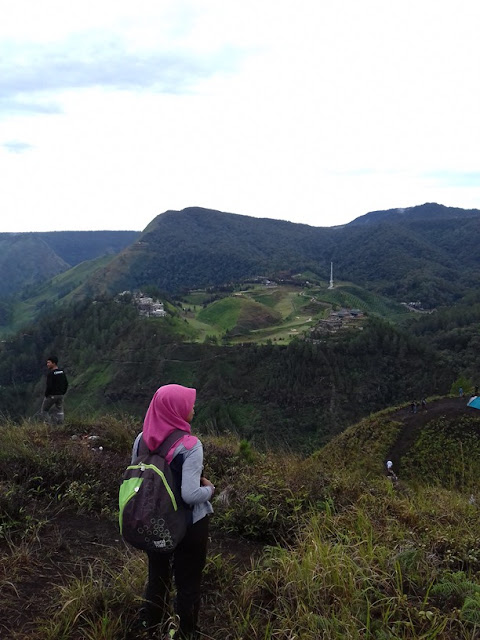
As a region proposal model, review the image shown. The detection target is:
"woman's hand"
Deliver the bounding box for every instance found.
[201,476,215,496]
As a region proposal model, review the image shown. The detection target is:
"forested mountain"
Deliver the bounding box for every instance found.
[1,202,479,448]
[80,204,480,308]
[82,208,335,296]
[348,202,480,225]
[0,230,139,297]
[36,230,140,266]
[0,235,70,297]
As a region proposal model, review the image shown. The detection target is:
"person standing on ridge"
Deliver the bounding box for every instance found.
[41,356,68,424]
[128,384,214,640]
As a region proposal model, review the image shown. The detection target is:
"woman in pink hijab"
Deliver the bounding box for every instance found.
[129,384,215,640]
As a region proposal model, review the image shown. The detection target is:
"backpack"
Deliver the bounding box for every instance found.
[119,429,192,553]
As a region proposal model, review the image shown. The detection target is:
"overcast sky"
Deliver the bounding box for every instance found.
[1,0,479,232]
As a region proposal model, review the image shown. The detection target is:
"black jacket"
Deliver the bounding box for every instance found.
[45,368,69,396]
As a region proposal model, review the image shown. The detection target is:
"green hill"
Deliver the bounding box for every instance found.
[318,396,480,490]
[310,283,408,320]
[0,230,138,298]
[1,255,114,337]
[197,296,282,334]
[0,235,70,297]
[185,281,407,344]
[2,403,480,639]
[77,204,480,309]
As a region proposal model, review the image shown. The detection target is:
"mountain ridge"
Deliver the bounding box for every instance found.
[78,203,480,308]
[0,230,139,298]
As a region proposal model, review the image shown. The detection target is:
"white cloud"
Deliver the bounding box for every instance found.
[0,0,479,231]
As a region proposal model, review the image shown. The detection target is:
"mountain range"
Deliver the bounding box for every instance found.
[0,202,479,445]
[77,203,480,307]
[3,203,479,309]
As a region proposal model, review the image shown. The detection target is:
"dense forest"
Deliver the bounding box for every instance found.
[0,203,479,451]
[0,293,469,451]
[82,204,480,308]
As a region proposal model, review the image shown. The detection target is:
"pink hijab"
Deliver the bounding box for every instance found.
[143,384,198,456]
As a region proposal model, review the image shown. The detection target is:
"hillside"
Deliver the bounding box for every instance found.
[82,207,335,296]
[0,230,138,298]
[196,296,282,335]
[79,204,480,308]
[320,395,480,486]
[0,293,456,450]
[0,235,70,297]
[2,400,480,639]
[0,255,114,337]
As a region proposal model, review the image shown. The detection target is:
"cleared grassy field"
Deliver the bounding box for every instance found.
[181,282,408,344]
[311,284,408,320]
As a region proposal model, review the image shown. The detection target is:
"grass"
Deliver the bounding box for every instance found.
[1,409,480,638]
[182,281,410,345]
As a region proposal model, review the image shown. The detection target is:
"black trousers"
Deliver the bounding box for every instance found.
[145,515,209,636]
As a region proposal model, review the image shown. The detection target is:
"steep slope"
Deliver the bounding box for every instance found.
[0,235,70,296]
[1,255,114,337]
[0,230,139,298]
[318,395,480,489]
[80,204,480,307]
[85,207,336,294]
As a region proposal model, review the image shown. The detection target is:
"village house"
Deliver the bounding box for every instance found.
[117,291,167,317]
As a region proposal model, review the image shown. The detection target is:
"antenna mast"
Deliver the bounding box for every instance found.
[328,261,334,289]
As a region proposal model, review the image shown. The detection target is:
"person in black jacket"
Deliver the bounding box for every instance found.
[41,356,68,424]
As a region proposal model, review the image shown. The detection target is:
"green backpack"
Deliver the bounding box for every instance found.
[119,429,191,553]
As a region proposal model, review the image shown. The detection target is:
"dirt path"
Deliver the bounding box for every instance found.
[387,396,477,472]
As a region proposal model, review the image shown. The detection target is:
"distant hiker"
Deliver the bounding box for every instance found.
[421,397,427,410]
[386,460,397,481]
[459,387,464,397]
[41,356,68,424]
[128,384,214,640]
[410,400,417,414]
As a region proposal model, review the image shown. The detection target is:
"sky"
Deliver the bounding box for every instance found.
[1,0,480,233]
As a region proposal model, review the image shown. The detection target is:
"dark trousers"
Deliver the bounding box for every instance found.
[41,395,65,424]
[145,515,209,637]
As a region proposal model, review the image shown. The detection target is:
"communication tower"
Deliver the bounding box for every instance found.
[328,261,334,289]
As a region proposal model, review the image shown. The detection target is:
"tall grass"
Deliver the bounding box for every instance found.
[2,412,480,639]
